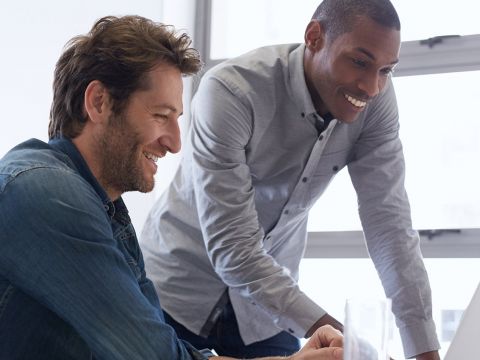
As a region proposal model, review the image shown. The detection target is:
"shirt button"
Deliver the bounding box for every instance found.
[301,112,305,117]
[318,134,324,140]
[302,177,308,183]
[332,165,339,172]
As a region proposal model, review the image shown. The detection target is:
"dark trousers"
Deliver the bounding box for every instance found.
[164,301,300,358]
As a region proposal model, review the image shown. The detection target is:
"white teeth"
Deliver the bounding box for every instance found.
[345,94,366,108]
[143,152,159,163]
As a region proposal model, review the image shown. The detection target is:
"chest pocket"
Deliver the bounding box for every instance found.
[303,150,350,209]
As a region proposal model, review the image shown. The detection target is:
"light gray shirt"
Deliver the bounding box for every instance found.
[141,43,440,358]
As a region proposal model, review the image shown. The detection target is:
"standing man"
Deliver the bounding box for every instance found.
[141,0,440,359]
[0,15,343,360]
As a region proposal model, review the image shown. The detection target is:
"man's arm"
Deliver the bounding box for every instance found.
[306,316,439,360]
[190,75,325,336]
[347,81,440,358]
[0,168,198,360]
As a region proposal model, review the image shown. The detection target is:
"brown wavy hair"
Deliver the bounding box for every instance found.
[48,15,202,139]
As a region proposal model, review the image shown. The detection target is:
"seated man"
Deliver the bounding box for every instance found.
[0,15,343,360]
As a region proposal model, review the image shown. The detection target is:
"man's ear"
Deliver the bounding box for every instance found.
[304,20,325,51]
[84,80,111,124]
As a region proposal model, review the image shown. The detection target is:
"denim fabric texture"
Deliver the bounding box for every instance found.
[0,138,205,360]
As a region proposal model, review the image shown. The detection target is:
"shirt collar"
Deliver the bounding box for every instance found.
[287,43,317,118]
[48,136,115,217]
[287,44,338,132]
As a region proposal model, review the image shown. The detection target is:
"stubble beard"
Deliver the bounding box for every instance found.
[98,113,154,197]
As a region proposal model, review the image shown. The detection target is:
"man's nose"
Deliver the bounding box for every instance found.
[357,72,383,98]
[166,119,181,154]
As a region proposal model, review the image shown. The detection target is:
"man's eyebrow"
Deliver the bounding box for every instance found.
[354,47,399,65]
[151,104,183,116]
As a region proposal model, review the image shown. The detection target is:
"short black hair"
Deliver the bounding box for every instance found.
[312,0,400,42]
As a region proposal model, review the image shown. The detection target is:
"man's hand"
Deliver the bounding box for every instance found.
[213,325,343,360]
[291,325,343,360]
[415,350,440,360]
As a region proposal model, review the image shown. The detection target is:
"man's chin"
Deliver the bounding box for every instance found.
[125,177,155,194]
[336,112,361,124]
[137,181,155,194]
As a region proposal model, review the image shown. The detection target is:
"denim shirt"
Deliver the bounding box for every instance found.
[0,138,207,360]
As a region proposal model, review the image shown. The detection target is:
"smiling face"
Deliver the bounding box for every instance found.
[303,15,400,123]
[96,64,183,198]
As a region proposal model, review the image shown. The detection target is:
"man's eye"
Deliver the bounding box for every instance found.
[380,67,394,77]
[154,114,168,120]
[351,58,367,68]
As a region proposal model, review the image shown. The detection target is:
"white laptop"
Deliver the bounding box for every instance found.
[444,282,480,359]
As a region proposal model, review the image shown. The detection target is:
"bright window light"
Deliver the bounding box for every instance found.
[299,258,480,359]
[210,0,480,59]
[307,71,480,232]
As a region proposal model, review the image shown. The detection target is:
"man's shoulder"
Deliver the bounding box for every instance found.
[198,43,303,104]
[0,139,105,231]
[206,43,302,82]
[1,138,72,173]
[0,138,79,193]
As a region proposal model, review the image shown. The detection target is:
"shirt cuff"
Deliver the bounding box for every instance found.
[275,292,327,338]
[182,340,216,360]
[198,348,218,359]
[399,319,440,358]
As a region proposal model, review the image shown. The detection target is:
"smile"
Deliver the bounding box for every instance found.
[345,94,367,108]
[143,151,160,163]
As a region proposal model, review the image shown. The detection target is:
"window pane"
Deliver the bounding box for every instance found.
[395,71,480,230]
[299,258,480,359]
[210,0,317,59]
[307,71,480,232]
[392,0,480,41]
[210,0,480,59]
